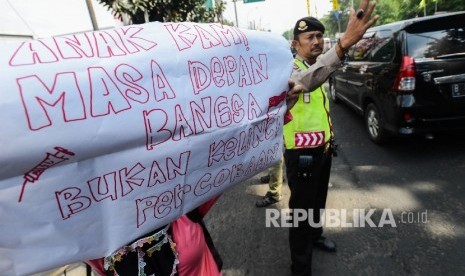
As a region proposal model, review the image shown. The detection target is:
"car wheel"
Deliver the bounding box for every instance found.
[364,103,387,143]
[328,78,340,104]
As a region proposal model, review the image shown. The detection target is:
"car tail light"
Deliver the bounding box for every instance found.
[394,56,416,92]
[403,113,411,121]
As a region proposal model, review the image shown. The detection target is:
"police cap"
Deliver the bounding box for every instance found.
[293,16,325,39]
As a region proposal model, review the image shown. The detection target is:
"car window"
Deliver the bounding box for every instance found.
[406,26,465,59]
[371,31,395,62]
[347,33,375,61]
[347,31,394,62]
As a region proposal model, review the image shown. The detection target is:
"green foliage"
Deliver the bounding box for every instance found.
[376,0,401,25]
[98,0,226,24]
[319,0,465,38]
[282,29,293,40]
[400,0,465,18]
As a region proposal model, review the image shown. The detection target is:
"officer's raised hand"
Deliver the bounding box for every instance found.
[336,0,379,58]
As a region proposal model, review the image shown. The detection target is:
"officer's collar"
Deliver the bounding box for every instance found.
[295,54,312,69]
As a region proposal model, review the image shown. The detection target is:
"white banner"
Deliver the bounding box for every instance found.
[0,22,292,275]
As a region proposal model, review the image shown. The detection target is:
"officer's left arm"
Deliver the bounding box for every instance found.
[286,79,302,111]
[284,79,303,124]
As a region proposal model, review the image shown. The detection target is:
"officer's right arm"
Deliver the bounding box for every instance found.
[291,47,342,92]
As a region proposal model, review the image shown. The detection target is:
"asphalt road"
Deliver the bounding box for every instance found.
[207,84,465,276]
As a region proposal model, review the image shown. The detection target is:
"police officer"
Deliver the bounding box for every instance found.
[255,156,284,207]
[284,1,379,275]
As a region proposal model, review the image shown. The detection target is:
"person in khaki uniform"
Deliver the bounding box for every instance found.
[284,1,379,275]
[255,155,284,207]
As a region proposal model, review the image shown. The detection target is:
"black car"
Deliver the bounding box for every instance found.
[329,12,465,143]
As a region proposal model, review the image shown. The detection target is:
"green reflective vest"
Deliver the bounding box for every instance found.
[283,59,333,149]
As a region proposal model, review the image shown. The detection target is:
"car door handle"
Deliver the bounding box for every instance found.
[359,65,368,74]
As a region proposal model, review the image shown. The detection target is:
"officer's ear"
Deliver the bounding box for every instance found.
[291,39,299,49]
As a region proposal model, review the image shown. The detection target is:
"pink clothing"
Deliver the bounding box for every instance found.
[86,197,221,276]
[86,258,105,275]
[171,196,221,276]
[172,215,221,276]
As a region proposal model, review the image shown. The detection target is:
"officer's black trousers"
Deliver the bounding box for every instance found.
[284,145,332,276]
